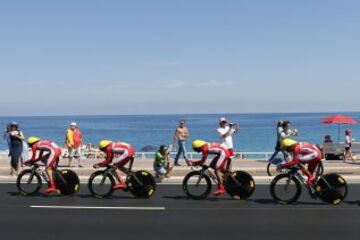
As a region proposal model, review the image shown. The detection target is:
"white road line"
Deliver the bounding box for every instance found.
[30,205,166,211]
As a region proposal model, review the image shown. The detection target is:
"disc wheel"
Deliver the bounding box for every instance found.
[88,171,115,198]
[183,171,211,200]
[54,169,80,195]
[127,170,156,198]
[316,174,348,205]
[270,173,302,204]
[225,171,256,200]
[17,170,42,196]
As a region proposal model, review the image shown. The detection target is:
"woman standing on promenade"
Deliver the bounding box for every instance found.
[344,129,354,161]
[7,122,25,175]
[269,120,298,161]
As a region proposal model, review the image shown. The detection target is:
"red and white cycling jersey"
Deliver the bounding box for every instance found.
[30,140,62,168]
[195,143,231,171]
[100,142,136,166]
[293,142,322,163]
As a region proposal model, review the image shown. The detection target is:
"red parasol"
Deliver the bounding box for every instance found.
[321,115,357,141]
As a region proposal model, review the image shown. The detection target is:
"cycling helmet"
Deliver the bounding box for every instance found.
[27,136,41,145]
[281,138,298,149]
[99,140,112,150]
[192,140,207,152]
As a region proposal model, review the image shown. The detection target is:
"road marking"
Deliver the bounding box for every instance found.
[30,205,166,211]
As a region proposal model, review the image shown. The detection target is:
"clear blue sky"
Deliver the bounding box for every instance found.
[1,0,359,116]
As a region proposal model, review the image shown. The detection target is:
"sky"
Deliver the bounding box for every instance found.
[0,0,359,116]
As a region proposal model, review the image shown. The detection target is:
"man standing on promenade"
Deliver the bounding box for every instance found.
[65,122,84,167]
[173,120,190,166]
[217,117,237,156]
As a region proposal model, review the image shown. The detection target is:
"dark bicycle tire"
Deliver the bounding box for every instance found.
[225,171,255,200]
[88,171,115,198]
[183,171,212,200]
[270,173,302,204]
[54,169,80,196]
[316,173,348,205]
[17,169,42,196]
[127,170,156,198]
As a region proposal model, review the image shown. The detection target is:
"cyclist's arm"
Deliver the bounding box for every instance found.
[281,145,300,168]
[192,153,208,166]
[98,148,113,165]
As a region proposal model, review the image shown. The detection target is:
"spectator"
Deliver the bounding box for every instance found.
[65,122,84,167]
[324,135,333,144]
[153,145,173,180]
[344,129,354,162]
[7,122,25,175]
[173,120,190,166]
[217,117,238,156]
[3,123,11,151]
[269,120,298,161]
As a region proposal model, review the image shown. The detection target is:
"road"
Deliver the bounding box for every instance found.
[0,183,359,240]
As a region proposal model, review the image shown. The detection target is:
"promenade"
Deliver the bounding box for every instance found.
[2,154,360,182]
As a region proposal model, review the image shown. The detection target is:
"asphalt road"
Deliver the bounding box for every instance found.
[0,183,360,240]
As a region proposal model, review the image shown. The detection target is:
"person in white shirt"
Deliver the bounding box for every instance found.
[344,129,354,162]
[217,117,238,156]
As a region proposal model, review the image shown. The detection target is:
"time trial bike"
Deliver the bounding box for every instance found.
[88,157,156,199]
[270,163,347,205]
[17,164,80,196]
[183,158,255,200]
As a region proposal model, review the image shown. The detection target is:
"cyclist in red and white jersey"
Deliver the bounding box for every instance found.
[94,140,136,190]
[190,140,231,196]
[280,139,322,186]
[25,137,62,194]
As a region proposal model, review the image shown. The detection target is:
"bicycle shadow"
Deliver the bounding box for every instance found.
[7,191,65,199]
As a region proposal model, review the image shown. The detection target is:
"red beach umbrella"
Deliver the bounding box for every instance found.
[321,115,357,141]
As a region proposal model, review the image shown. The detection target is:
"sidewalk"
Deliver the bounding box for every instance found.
[2,155,360,177]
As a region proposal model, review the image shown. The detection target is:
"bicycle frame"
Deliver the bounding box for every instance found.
[195,158,237,186]
[97,158,146,188]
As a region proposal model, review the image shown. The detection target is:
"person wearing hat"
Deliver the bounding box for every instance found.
[279,139,322,187]
[65,122,83,167]
[7,122,25,175]
[153,145,174,180]
[217,117,237,156]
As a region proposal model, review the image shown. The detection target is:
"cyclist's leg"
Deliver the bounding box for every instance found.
[212,154,228,196]
[113,153,131,189]
[44,151,59,193]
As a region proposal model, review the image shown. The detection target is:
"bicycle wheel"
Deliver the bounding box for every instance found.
[54,169,80,196]
[127,170,156,198]
[225,171,255,200]
[183,171,212,200]
[270,173,302,204]
[316,173,348,205]
[17,170,42,196]
[88,171,115,198]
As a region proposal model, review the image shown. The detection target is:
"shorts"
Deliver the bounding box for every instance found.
[154,166,167,175]
[210,153,229,171]
[42,149,61,168]
[113,155,134,167]
[69,147,82,158]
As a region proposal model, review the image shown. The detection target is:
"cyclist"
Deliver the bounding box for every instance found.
[94,140,136,190]
[279,138,322,186]
[190,139,231,196]
[25,137,62,194]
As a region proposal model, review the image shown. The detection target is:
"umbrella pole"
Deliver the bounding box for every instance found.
[338,124,341,143]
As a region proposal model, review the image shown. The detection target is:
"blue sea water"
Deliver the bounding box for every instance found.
[1,113,359,152]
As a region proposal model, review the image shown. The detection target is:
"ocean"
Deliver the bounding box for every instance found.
[1,112,359,152]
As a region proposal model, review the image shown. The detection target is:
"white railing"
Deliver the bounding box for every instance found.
[135,151,273,161]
